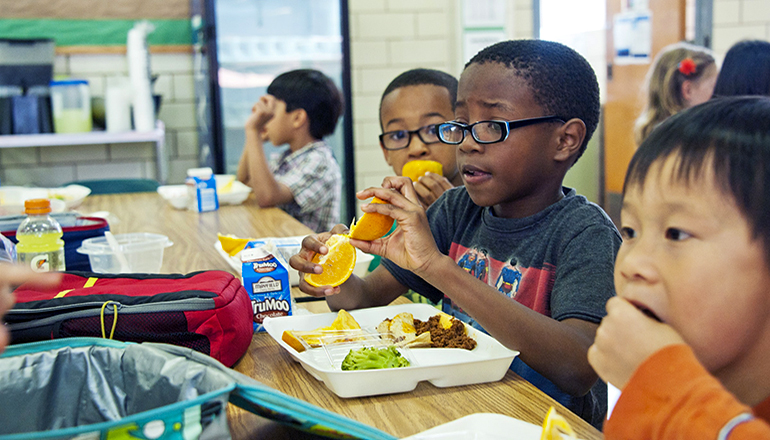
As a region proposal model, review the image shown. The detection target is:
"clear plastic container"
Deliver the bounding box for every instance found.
[50,79,92,133]
[16,199,65,272]
[76,232,173,273]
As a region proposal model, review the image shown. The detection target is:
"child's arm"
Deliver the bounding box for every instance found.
[237,95,294,208]
[590,299,770,438]
[353,178,601,396]
[289,226,409,307]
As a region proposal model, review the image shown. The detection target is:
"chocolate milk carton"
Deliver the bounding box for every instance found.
[240,241,292,332]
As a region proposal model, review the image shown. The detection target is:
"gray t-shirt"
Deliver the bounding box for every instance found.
[382,186,620,428]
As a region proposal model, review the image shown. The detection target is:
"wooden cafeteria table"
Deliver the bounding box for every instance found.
[79,193,604,440]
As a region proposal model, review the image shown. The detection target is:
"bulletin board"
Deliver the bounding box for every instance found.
[0,0,192,53]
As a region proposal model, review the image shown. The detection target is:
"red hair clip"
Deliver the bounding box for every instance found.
[678,58,697,76]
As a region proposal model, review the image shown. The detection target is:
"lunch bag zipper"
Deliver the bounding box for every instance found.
[7,298,215,331]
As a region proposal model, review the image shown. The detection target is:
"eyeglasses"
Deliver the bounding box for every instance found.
[379,124,442,151]
[437,115,565,145]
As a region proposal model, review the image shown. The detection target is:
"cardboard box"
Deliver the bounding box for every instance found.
[241,243,292,332]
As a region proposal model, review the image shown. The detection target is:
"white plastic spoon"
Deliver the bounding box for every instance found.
[105,231,131,273]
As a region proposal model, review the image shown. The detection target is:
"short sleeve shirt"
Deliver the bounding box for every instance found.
[381,186,621,428]
[269,141,341,232]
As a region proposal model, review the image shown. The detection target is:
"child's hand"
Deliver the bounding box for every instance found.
[588,296,685,389]
[245,95,277,134]
[289,226,348,297]
[413,172,453,208]
[352,176,443,276]
[0,264,61,354]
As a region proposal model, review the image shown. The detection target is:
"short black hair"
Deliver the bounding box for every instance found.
[267,69,344,139]
[713,40,770,97]
[625,96,770,264]
[379,68,458,128]
[466,40,600,162]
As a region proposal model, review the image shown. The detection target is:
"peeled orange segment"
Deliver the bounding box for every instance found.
[348,197,395,241]
[402,160,443,182]
[217,233,254,257]
[540,406,577,440]
[305,234,357,287]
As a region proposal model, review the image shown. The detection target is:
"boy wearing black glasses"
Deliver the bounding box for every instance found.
[292,40,619,428]
[378,68,460,208]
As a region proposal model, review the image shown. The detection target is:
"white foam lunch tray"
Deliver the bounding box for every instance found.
[403,413,544,440]
[263,303,519,398]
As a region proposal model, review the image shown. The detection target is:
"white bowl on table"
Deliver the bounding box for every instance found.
[157,175,251,210]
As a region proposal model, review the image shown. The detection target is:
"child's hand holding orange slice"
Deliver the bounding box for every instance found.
[303,197,395,288]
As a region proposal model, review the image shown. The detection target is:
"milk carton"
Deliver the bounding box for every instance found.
[186,167,219,212]
[240,242,292,332]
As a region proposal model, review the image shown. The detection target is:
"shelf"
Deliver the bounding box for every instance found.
[0,121,168,183]
[0,122,164,148]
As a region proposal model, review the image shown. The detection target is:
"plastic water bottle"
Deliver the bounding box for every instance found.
[16,199,65,272]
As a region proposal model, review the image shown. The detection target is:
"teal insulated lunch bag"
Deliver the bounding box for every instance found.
[0,338,395,440]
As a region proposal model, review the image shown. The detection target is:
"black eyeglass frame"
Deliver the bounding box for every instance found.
[437,115,566,145]
[378,123,443,151]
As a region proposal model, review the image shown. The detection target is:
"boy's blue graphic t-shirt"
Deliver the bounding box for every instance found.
[381,186,621,428]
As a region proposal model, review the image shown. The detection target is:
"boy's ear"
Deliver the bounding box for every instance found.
[290,108,308,128]
[553,118,586,163]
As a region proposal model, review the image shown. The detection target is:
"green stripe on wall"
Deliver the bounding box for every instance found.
[0,19,192,46]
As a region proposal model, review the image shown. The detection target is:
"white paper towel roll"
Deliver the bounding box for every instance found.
[127,21,156,132]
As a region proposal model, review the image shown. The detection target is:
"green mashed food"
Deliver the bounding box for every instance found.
[340,346,410,370]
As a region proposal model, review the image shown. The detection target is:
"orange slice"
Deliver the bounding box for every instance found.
[540,406,577,440]
[402,160,443,182]
[217,233,254,257]
[281,330,308,352]
[348,197,394,241]
[305,235,357,287]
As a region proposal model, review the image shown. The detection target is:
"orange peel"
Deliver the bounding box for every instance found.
[540,406,577,440]
[402,160,443,182]
[347,197,394,241]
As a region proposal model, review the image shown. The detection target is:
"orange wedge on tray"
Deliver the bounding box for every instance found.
[540,406,577,440]
[217,233,254,257]
[282,310,361,352]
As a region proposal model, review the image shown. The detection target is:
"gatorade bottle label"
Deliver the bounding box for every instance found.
[18,250,65,272]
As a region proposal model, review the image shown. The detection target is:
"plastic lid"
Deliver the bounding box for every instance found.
[187,167,213,178]
[24,198,51,215]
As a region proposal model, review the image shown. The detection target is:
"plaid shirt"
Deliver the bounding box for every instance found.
[269,141,341,232]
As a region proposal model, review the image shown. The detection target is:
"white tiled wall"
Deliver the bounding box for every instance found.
[712,0,770,57]
[348,0,533,196]
[2,0,761,191]
[0,52,198,186]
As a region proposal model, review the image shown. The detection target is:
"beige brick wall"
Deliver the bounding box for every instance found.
[11,0,762,193]
[712,0,770,57]
[348,0,533,197]
[0,52,198,186]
